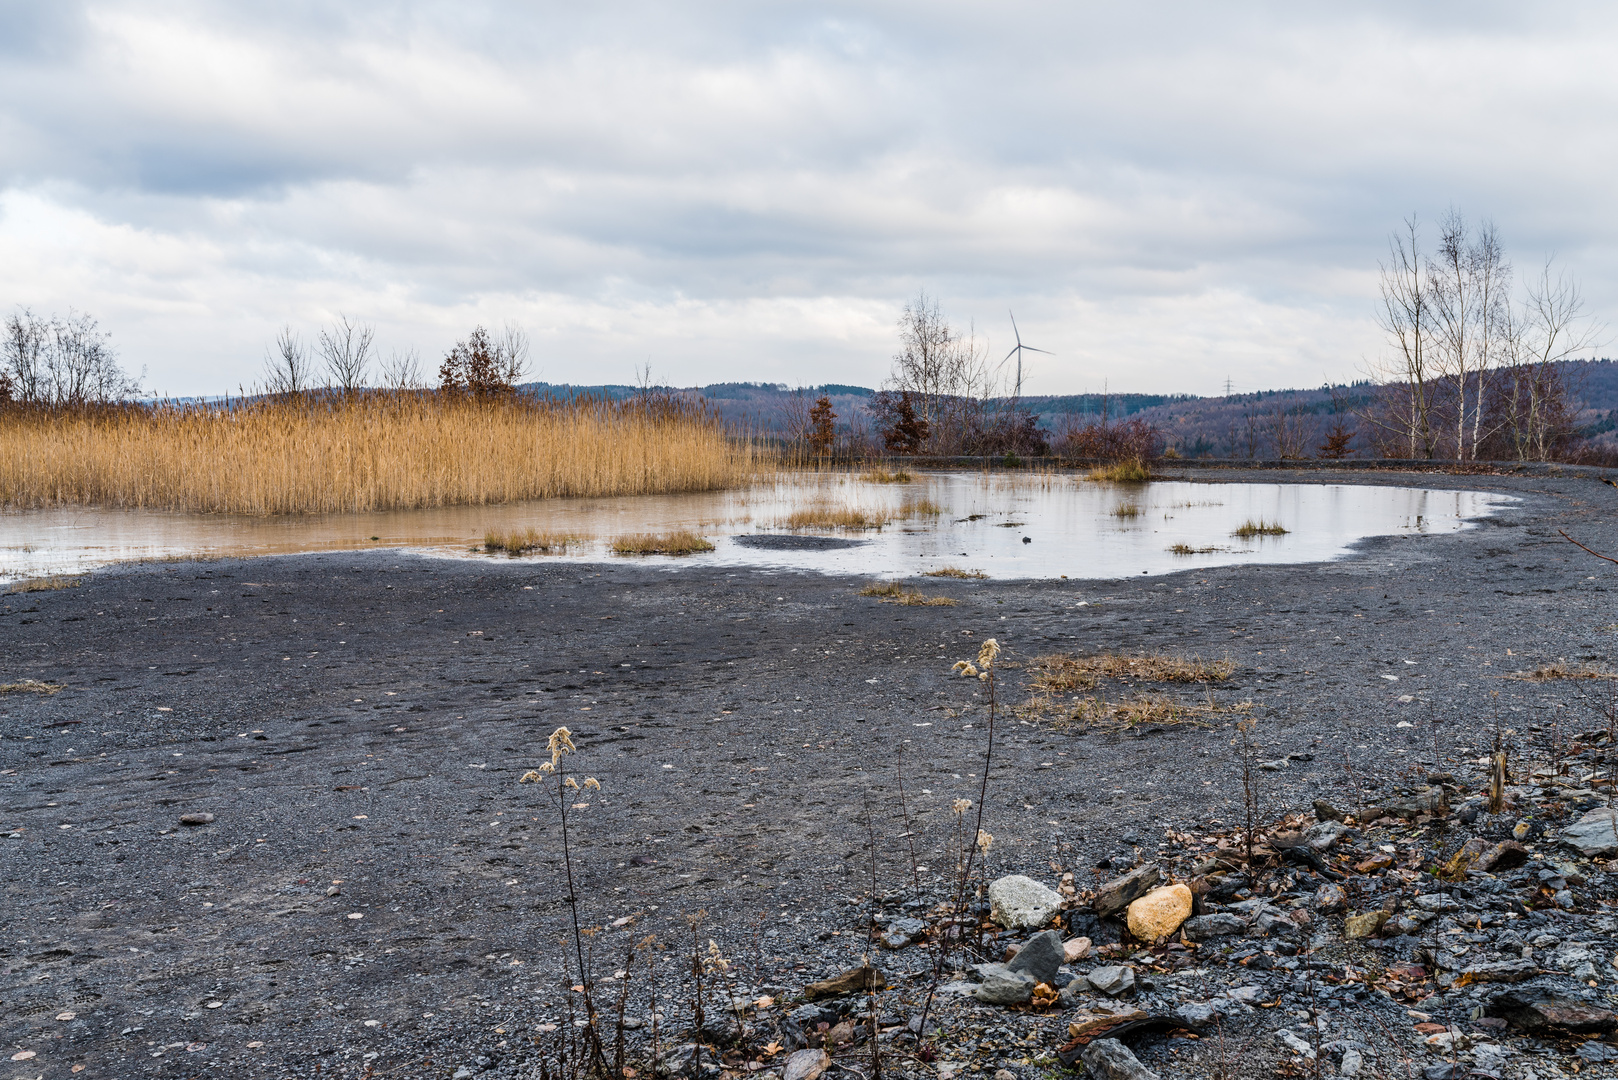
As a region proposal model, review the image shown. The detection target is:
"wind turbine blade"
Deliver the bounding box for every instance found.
[1008,310,1022,345]
[1024,346,1054,355]
[1002,346,1021,364]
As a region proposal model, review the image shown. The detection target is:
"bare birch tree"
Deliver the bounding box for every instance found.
[1368,217,1440,458]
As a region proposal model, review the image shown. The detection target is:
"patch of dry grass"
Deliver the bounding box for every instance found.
[923,566,987,579]
[1087,459,1153,483]
[482,528,580,555]
[1020,688,1253,730]
[900,497,944,517]
[1506,661,1617,682]
[779,504,889,530]
[860,467,914,483]
[1111,503,1141,518]
[5,576,83,593]
[0,394,762,514]
[1233,518,1288,538]
[1027,651,1236,693]
[611,530,715,556]
[858,581,957,606]
[0,679,64,695]
[1168,543,1226,555]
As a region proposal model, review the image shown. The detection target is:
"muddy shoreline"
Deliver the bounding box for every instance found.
[3,468,1616,1078]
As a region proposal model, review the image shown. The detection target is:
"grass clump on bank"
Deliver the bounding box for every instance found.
[924,566,987,579]
[1088,458,1152,483]
[0,393,761,515]
[1028,651,1236,693]
[610,530,715,556]
[1506,661,1617,682]
[483,528,580,555]
[0,679,64,695]
[1233,519,1288,538]
[5,576,83,593]
[860,467,913,483]
[859,581,957,606]
[1038,693,1252,731]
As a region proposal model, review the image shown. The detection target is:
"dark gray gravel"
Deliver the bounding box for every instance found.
[2,467,1615,1078]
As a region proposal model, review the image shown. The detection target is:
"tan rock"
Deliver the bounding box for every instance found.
[1067,1005,1148,1040]
[1125,884,1192,942]
[1063,936,1093,963]
[1343,910,1389,939]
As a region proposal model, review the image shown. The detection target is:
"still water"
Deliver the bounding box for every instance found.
[0,472,1512,584]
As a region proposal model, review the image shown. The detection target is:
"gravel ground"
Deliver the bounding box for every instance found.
[3,467,1617,1079]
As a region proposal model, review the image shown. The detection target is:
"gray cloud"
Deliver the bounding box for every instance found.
[2,1,1615,395]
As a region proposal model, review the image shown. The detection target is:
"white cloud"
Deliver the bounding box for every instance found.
[1,1,1615,396]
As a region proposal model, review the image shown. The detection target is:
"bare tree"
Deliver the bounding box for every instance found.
[379,348,423,390]
[263,326,313,396]
[497,323,531,387]
[2,308,138,406]
[887,292,999,453]
[1268,404,1313,459]
[1494,259,1605,460]
[1427,212,1509,461]
[318,315,375,394]
[1366,217,1440,458]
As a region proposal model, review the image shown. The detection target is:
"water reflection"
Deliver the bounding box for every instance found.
[0,472,1513,583]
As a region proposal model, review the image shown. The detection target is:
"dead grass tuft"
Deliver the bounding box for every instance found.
[1506,661,1617,682]
[923,566,987,579]
[858,581,957,606]
[1233,518,1288,538]
[482,528,580,555]
[1168,543,1226,555]
[610,530,715,556]
[5,576,84,593]
[779,504,889,530]
[1043,694,1250,730]
[1088,459,1153,483]
[1111,503,1141,518]
[900,497,944,517]
[0,679,65,695]
[860,467,913,483]
[1028,651,1236,693]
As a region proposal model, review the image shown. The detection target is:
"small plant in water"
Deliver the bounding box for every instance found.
[1088,458,1152,483]
[1111,503,1141,518]
[923,566,987,579]
[610,530,715,555]
[1233,518,1288,538]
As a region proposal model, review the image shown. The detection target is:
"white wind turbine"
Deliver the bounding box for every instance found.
[1001,311,1051,399]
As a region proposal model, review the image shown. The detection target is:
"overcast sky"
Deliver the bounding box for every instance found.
[1,2,1614,397]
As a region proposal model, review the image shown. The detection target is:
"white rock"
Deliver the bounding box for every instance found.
[987,875,1064,930]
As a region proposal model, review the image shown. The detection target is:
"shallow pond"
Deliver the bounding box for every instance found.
[0,472,1513,584]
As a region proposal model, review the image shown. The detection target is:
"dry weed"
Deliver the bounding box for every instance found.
[859,581,957,606]
[1111,504,1141,518]
[923,566,987,579]
[611,531,715,556]
[5,576,83,593]
[0,679,65,695]
[1168,543,1226,555]
[1028,651,1236,693]
[900,497,944,517]
[860,467,913,483]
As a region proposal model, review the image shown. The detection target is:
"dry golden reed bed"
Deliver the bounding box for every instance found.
[0,394,762,515]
